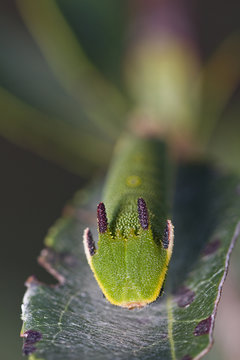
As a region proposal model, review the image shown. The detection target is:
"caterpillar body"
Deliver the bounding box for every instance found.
[83,135,174,309]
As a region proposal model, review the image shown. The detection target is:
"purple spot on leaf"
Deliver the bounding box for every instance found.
[23,344,36,355]
[23,329,42,343]
[194,316,212,336]
[176,286,195,308]
[203,239,221,256]
[181,355,193,360]
[97,202,108,233]
[137,198,149,229]
[22,329,42,356]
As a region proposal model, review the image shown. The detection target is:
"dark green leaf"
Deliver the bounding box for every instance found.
[21,163,240,360]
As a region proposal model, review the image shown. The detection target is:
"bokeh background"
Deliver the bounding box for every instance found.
[0,1,240,359]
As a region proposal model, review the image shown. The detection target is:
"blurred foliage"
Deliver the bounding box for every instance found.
[0,87,113,176]
[0,0,239,176]
[0,0,239,359]
[0,0,129,177]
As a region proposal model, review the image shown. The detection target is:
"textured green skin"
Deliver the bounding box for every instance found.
[104,136,169,238]
[91,136,171,305]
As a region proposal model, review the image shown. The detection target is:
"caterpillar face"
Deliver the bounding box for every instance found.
[83,136,174,309]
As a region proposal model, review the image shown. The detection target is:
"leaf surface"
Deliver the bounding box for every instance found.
[21,163,240,360]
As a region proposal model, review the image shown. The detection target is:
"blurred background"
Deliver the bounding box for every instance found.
[0,1,240,359]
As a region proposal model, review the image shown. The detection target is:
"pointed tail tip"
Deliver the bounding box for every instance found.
[97,202,108,233]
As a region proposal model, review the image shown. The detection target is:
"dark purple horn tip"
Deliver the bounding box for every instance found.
[137,198,149,230]
[86,228,96,256]
[97,202,108,233]
[163,220,170,249]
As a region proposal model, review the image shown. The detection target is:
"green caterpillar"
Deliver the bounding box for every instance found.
[83,135,174,309]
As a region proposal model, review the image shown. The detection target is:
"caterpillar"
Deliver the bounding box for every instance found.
[83,135,174,309]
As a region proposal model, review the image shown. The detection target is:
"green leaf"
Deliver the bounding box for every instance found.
[21,163,240,360]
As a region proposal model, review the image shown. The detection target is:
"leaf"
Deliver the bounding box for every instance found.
[21,163,240,360]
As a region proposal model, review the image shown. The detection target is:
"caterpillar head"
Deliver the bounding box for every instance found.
[83,198,174,309]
